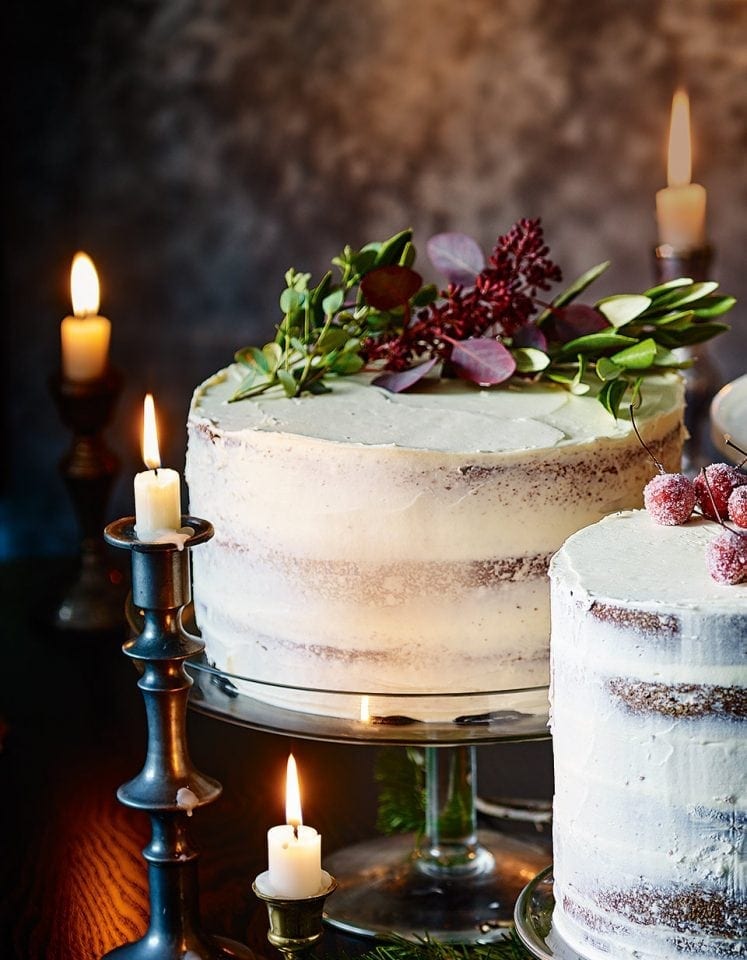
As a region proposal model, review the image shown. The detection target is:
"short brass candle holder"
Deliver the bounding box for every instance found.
[103,515,254,960]
[652,242,718,470]
[51,368,125,634]
[253,873,337,960]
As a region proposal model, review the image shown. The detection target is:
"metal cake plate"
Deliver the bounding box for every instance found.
[514,866,587,960]
[187,658,550,746]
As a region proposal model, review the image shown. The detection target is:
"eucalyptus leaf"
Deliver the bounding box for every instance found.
[399,241,417,268]
[330,353,365,375]
[558,331,637,356]
[599,377,629,419]
[643,277,693,298]
[277,369,297,396]
[512,347,550,373]
[229,369,270,402]
[322,288,345,316]
[537,260,610,324]
[596,294,652,328]
[570,355,590,394]
[654,281,719,310]
[374,229,414,267]
[262,342,283,368]
[610,337,657,370]
[316,327,348,351]
[279,288,304,314]
[691,295,737,319]
[653,345,686,367]
[596,357,622,381]
[412,283,439,307]
[646,309,695,326]
[666,321,731,346]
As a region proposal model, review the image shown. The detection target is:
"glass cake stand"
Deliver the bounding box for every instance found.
[513,866,585,960]
[187,658,552,943]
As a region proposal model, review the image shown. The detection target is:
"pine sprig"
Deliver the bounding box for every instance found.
[341,930,533,960]
[375,747,427,837]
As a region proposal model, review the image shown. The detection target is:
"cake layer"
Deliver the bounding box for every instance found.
[550,511,746,960]
[187,369,684,719]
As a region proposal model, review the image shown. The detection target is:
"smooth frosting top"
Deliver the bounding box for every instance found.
[190,365,683,455]
[551,509,747,611]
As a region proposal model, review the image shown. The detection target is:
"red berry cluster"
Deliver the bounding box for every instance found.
[631,405,747,585]
[643,462,747,585]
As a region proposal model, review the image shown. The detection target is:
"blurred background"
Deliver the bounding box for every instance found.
[2,0,746,558]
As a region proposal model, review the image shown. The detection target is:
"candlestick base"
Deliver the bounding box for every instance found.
[253,872,337,960]
[51,370,125,635]
[102,517,255,960]
[652,243,719,472]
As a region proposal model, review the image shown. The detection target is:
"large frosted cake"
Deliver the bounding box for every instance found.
[550,510,746,959]
[186,366,684,719]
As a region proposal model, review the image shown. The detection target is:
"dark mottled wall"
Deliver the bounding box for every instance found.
[2,0,746,557]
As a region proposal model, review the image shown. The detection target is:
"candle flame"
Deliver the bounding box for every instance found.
[142,394,162,470]
[667,88,693,188]
[360,695,370,723]
[70,252,100,316]
[285,753,303,827]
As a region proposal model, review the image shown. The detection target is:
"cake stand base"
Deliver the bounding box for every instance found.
[324,830,550,943]
[513,866,585,960]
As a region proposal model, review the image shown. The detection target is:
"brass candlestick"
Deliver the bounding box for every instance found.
[652,242,718,470]
[253,873,337,960]
[103,515,254,960]
[50,369,126,634]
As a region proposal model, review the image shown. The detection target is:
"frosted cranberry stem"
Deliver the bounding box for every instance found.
[629,404,665,474]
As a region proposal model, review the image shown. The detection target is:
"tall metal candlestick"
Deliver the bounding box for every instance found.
[653,242,718,470]
[103,515,254,960]
[51,369,125,634]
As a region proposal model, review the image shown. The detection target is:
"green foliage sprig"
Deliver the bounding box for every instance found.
[230,224,735,417]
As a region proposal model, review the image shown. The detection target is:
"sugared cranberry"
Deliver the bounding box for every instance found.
[705,530,747,585]
[728,486,747,528]
[694,463,747,521]
[644,473,696,525]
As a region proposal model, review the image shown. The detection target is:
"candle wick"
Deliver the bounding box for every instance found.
[293,824,299,840]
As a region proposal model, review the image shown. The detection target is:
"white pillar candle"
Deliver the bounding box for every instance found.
[61,252,111,381]
[656,89,707,250]
[266,755,323,898]
[134,394,182,541]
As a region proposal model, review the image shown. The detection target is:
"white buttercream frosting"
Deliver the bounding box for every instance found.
[187,369,684,720]
[192,365,681,454]
[550,510,746,960]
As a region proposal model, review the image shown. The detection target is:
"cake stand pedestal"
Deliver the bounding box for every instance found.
[187,662,551,943]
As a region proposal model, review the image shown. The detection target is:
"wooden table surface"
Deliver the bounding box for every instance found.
[0,558,552,960]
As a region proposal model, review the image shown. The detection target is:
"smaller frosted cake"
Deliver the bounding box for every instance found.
[550,510,746,959]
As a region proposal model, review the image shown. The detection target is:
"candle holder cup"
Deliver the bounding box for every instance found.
[50,369,126,635]
[103,516,254,960]
[253,873,337,960]
[652,242,718,471]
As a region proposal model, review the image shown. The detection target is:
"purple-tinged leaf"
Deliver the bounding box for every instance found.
[548,304,608,344]
[373,358,438,393]
[360,266,422,310]
[512,324,548,351]
[449,338,516,386]
[427,233,486,286]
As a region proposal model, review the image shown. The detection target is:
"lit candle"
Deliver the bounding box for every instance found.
[60,252,112,381]
[656,89,707,250]
[266,755,322,898]
[134,394,182,541]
